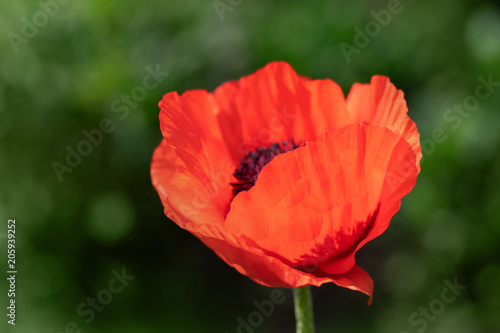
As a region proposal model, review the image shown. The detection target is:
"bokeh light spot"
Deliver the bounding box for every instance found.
[85,191,135,243]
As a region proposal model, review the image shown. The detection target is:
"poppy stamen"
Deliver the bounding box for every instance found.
[231,139,302,196]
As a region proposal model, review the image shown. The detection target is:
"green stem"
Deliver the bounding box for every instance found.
[293,286,315,333]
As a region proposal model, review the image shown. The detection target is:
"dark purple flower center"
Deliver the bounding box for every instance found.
[231,139,301,196]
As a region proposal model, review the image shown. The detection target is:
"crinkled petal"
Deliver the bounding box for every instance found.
[226,123,419,278]
[213,62,353,157]
[302,78,352,131]
[346,75,421,169]
[196,229,374,303]
[153,90,236,227]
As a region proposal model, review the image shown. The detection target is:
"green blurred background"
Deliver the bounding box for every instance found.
[1,0,500,332]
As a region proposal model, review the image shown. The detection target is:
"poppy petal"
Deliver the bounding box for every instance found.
[302,78,352,131]
[225,123,418,276]
[213,62,333,157]
[213,80,243,161]
[154,90,237,227]
[329,265,374,305]
[234,61,316,142]
[346,75,421,169]
[152,136,375,302]
[196,228,374,302]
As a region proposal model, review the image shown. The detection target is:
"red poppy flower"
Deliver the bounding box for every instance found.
[151,61,421,304]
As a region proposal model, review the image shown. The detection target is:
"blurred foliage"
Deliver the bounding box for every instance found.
[1,0,500,332]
